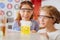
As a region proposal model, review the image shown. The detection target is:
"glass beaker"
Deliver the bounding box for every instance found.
[0,15,6,36]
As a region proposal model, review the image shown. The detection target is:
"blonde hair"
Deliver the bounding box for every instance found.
[40,6,60,24]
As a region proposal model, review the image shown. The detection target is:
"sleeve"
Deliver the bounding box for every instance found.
[12,21,20,31]
[34,21,39,31]
[55,35,60,40]
[31,20,39,31]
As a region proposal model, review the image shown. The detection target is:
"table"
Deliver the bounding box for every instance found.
[3,29,48,40]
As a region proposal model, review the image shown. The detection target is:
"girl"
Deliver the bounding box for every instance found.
[12,1,39,33]
[38,6,60,40]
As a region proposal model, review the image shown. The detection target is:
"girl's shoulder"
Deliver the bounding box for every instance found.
[13,20,19,23]
[55,29,60,33]
[53,29,60,40]
[31,19,37,22]
[13,20,20,26]
[31,19,39,24]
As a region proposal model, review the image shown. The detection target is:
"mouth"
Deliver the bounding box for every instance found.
[22,16,29,18]
[25,15,30,18]
[39,23,46,29]
[24,16,29,18]
[40,23,45,25]
[40,22,46,27]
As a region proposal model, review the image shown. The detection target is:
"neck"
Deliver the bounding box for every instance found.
[22,18,30,21]
[46,25,57,32]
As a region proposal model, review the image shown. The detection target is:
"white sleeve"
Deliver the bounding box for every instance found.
[55,35,60,40]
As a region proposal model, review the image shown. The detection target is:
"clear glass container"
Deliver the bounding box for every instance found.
[0,15,6,36]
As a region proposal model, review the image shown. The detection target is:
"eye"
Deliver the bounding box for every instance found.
[22,10,25,12]
[38,15,53,19]
[27,10,31,13]
[20,10,25,12]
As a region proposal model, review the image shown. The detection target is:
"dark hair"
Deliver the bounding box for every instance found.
[19,1,33,9]
[19,1,34,20]
[40,5,60,24]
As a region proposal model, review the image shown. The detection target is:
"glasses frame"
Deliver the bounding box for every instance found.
[20,8,33,13]
[38,15,54,19]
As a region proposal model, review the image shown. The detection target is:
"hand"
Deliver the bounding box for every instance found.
[31,30,36,33]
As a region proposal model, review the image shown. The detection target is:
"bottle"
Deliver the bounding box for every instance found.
[20,20,31,40]
[21,25,30,35]
[20,20,31,35]
[0,15,6,36]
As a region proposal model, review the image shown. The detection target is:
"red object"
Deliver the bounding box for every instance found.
[31,0,42,20]
[7,3,12,9]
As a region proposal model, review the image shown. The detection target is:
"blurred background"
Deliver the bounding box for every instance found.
[0,0,60,30]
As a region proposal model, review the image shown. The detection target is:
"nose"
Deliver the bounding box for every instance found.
[24,11,29,15]
[39,17,44,22]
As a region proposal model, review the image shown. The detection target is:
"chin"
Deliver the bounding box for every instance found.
[40,26,45,27]
[40,25,46,28]
[39,25,46,29]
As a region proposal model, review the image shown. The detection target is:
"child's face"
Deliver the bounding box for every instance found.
[20,4,33,20]
[38,10,54,28]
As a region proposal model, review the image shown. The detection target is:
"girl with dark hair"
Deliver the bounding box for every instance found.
[12,1,39,33]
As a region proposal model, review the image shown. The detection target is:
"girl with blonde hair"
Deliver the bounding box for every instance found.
[38,5,60,40]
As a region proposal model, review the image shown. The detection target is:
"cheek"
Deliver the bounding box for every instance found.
[42,20,49,26]
[20,11,24,16]
[45,20,50,25]
[48,19,54,24]
[45,19,53,25]
[28,13,33,17]
[20,13,24,17]
[39,19,49,24]
[40,19,50,26]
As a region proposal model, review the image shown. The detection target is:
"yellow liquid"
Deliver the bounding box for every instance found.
[21,25,30,35]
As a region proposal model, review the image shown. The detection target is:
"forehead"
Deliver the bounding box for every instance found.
[40,10,50,16]
[21,4,32,9]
